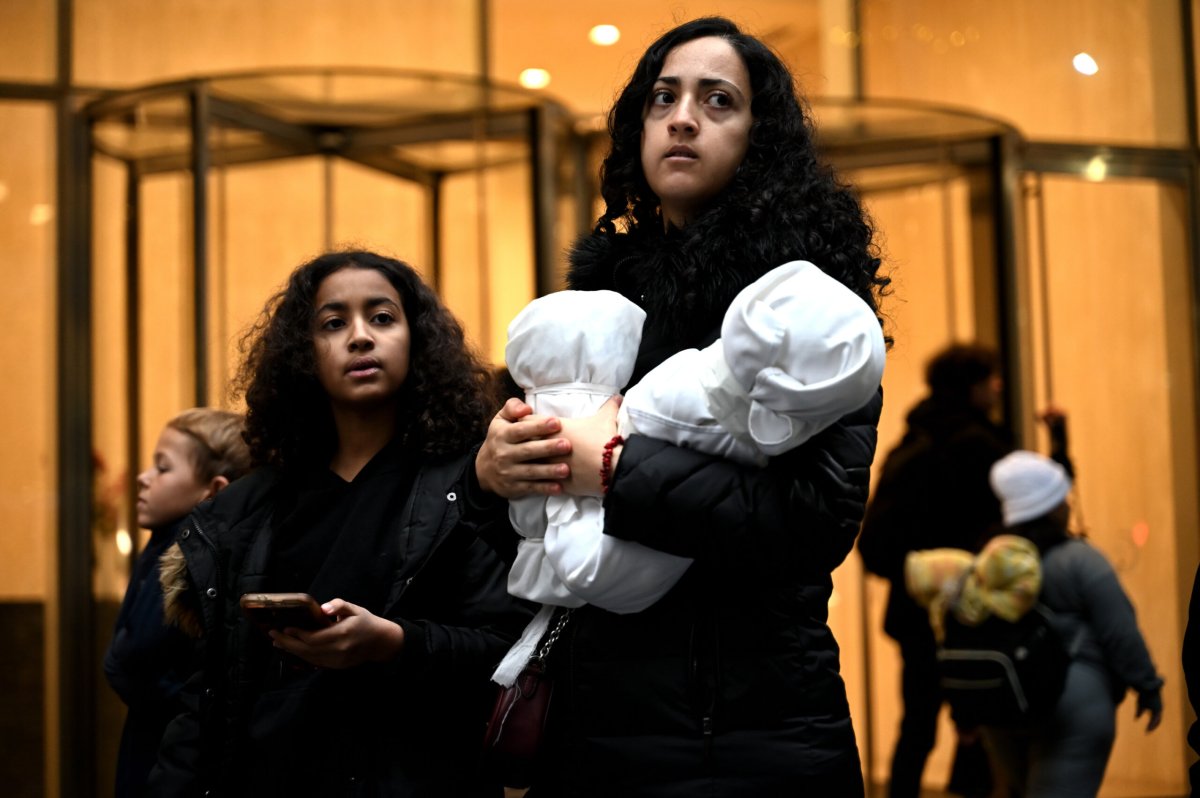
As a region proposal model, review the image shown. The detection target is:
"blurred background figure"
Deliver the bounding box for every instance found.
[984,450,1162,798]
[858,343,1010,798]
[103,408,250,798]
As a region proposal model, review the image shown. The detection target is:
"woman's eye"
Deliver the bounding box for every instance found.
[371,312,394,325]
[706,93,732,108]
[320,317,345,331]
[650,89,673,106]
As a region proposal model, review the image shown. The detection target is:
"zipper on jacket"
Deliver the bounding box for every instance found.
[386,484,460,608]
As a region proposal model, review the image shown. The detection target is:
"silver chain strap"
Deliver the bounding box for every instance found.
[532,608,575,663]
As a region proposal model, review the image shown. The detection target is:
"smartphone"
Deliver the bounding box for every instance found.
[239,592,332,632]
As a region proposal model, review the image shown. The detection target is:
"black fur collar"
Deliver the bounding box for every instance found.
[567,210,779,345]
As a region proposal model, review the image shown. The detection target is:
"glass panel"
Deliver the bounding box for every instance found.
[1022,175,1193,795]
[74,0,482,87]
[0,0,55,83]
[0,101,55,796]
[206,157,327,403]
[829,170,980,789]
[439,161,536,364]
[861,0,1188,146]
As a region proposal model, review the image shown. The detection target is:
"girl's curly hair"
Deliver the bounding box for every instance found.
[596,16,889,318]
[235,250,495,471]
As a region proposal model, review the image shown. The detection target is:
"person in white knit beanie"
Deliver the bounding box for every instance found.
[989,449,1072,527]
[982,449,1162,798]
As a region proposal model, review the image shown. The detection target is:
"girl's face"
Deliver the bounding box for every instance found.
[136,427,214,529]
[640,35,753,228]
[312,266,411,413]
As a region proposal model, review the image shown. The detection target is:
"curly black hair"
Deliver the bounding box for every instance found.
[595,16,889,320]
[235,250,495,471]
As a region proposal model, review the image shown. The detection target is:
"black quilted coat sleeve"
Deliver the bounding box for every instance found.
[604,389,882,576]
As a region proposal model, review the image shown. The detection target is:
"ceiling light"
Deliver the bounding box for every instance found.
[29,203,53,225]
[589,24,620,46]
[1073,53,1099,76]
[1084,155,1107,182]
[519,68,551,90]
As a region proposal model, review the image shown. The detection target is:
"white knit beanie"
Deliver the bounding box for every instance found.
[989,450,1072,526]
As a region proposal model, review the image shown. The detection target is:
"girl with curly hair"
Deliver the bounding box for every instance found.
[150,250,531,797]
[475,17,888,796]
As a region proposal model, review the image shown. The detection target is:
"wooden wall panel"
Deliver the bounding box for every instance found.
[0,104,56,601]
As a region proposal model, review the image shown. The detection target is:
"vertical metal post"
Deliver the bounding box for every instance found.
[529,106,559,295]
[190,86,210,407]
[53,0,98,794]
[124,163,142,561]
[428,176,443,294]
[56,101,96,798]
[991,133,1024,444]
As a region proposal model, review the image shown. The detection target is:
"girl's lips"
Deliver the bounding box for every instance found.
[346,357,381,377]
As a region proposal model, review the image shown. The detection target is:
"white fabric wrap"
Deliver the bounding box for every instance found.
[716,260,886,455]
[495,290,651,686]
[504,290,646,542]
[620,345,765,467]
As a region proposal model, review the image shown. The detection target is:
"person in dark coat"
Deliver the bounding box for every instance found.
[147,251,533,797]
[858,343,1009,798]
[105,408,250,798]
[1184,561,1200,797]
[475,17,889,796]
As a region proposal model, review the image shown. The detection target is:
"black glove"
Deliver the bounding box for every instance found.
[1136,687,1164,732]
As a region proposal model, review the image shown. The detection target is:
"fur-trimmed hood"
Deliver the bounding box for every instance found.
[160,541,204,639]
[567,214,784,346]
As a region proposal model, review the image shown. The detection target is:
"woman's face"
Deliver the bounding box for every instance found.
[312,266,411,413]
[640,35,753,228]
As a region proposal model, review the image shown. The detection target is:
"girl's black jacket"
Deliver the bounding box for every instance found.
[526,231,883,797]
[147,449,532,798]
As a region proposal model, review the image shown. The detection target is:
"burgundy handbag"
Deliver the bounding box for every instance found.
[482,608,573,788]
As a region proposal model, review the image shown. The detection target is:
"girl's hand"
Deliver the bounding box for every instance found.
[476,398,572,498]
[268,599,403,669]
[557,396,622,497]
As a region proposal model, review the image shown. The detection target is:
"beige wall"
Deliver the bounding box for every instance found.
[861,0,1187,146]
[73,0,483,86]
[0,104,56,601]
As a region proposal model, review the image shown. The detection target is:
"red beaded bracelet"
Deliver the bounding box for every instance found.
[599,435,624,494]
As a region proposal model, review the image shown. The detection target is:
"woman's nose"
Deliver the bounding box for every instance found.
[667,98,698,134]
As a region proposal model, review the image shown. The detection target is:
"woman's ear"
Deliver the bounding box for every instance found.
[203,475,230,500]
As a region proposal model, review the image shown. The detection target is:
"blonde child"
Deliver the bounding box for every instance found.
[104,408,250,798]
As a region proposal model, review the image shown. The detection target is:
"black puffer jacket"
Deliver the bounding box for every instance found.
[857,398,1011,642]
[526,233,882,797]
[148,450,532,798]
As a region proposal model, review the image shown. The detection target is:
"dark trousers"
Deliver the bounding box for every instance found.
[888,635,942,798]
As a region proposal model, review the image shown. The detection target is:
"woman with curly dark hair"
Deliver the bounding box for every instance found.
[475,17,887,796]
[149,250,532,797]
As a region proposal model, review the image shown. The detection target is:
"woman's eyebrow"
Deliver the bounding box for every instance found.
[654,75,745,99]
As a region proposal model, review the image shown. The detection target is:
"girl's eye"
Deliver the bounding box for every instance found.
[371,312,394,325]
[320,317,345,331]
[706,93,732,108]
